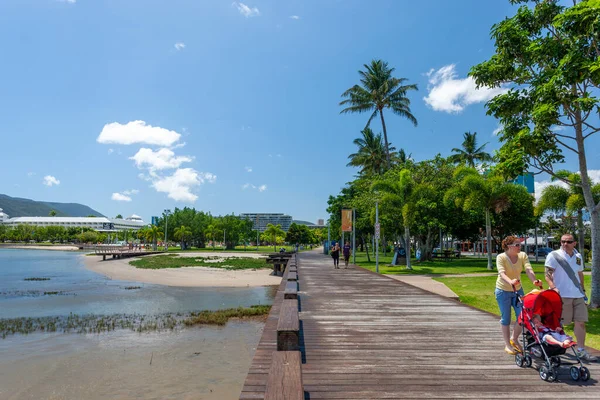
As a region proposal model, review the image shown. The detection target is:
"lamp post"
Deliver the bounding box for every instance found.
[375,201,379,274]
[352,208,356,264]
[163,209,171,251]
[223,229,226,251]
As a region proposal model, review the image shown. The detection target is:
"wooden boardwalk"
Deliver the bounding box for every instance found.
[240,250,600,399]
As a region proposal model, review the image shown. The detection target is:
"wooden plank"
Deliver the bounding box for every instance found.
[277,299,299,351]
[264,351,303,400]
[287,272,298,281]
[284,281,298,300]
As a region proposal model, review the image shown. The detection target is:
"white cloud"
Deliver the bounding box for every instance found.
[424,64,508,113]
[245,166,253,172]
[259,184,267,192]
[290,15,300,20]
[242,183,267,192]
[152,168,216,202]
[122,189,139,195]
[97,121,181,147]
[107,148,114,154]
[130,148,192,172]
[492,125,503,136]
[111,193,132,202]
[174,42,186,51]
[233,2,260,17]
[57,0,76,3]
[43,175,60,187]
[242,183,256,190]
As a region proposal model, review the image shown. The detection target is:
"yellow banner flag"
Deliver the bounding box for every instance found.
[341,209,352,232]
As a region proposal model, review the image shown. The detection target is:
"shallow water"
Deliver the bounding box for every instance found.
[0,321,263,400]
[0,249,276,318]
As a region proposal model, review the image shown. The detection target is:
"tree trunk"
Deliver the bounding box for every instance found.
[404,226,412,270]
[363,236,371,262]
[486,209,493,270]
[572,99,599,308]
[577,210,585,263]
[379,109,391,169]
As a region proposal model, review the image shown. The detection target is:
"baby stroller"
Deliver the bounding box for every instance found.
[516,289,591,382]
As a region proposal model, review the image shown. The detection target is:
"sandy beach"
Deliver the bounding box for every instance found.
[83,252,282,288]
[0,245,81,251]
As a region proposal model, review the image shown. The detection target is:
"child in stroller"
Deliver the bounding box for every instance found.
[516,289,591,382]
[532,314,576,349]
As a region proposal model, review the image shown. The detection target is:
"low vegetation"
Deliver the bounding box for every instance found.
[0,305,271,339]
[129,255,268,270]
[23,277,51,281]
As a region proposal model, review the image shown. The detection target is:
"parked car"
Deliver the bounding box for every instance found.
[535,247,553,257]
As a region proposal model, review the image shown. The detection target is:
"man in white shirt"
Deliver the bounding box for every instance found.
[545,234,597,362]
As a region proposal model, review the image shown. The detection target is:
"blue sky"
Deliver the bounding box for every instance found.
[1,0,598,223]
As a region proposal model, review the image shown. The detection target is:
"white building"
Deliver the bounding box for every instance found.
[0,208,9,223]
[2,214,145,232]
[240,213,293,232]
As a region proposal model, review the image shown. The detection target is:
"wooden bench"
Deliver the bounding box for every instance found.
[264,351,303,400]
[277,299,300,351]
[284,281,298,299]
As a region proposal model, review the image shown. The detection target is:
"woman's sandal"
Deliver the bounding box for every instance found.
[510,339,523,353]
[504,346,517,355]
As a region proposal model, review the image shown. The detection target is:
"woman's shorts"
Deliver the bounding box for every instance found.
[495,287,524,326]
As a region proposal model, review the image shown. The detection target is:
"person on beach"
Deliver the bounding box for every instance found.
[330,242,340,269]
[495,236,543,355]
[532,314,576,348]
[545,233,598,361]
[342,241,352,268]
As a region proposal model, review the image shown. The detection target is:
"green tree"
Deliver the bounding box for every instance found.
[449,132,493,168]
[264,223,285,251]
[115,214,123,219]
[372,169,415,270]
[340,59,418,168]
[445,168,513,270]
[470,0,600,307]
[205,224,220,249]
[174,225,192,250]
[0,224,8,242]
[145,225,164,251]
[49,210,57,217]
[347,128,392,176]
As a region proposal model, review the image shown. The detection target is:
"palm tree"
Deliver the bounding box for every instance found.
[49,210,57,217]
[145,225,163,251]
[340,59,418,168]
[264,223,285,252]
[205,224,220,249]
[449,132,493,168]
[537,171,600,257]
[371,169,415,270]
[445,167,512,270]
[347,128,392,176]
[174,225,192,250]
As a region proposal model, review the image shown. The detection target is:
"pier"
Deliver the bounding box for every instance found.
[240,250,599,399]
[93,245,164,260]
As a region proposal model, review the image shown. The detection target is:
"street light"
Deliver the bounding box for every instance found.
[164,209,171,251]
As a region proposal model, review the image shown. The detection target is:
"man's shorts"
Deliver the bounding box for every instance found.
[562,297,588,324]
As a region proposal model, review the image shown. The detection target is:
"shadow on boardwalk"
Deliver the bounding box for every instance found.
[241,250,600,399]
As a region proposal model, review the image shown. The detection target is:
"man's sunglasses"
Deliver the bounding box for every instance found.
[561,240,574,244]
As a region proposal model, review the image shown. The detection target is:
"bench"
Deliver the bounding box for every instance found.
[264,351,303,400]
[277,299,300,351]
[284,281,298,299]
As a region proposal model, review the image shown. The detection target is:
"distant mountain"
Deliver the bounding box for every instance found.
[0,194,105,218]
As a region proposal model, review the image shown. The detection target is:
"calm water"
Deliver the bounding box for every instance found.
[0,249,276,318]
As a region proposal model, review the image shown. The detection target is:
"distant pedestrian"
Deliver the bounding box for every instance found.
[416,248,421,262]
[330,242,340,269]
[343,241,352,268]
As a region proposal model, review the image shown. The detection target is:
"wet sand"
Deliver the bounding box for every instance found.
[83,254,282,288]
[0,321,263,400]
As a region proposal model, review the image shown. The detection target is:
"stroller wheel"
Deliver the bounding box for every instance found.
[539,366,550,381]
[515,354,524,368]
[550,356,561,367]
[547,367,557,382]
[524,355,532,368]
[580,366,590,382]
[570,366,580,381]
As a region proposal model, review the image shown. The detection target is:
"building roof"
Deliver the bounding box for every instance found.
[7,216,113,223]
[127,214,143,220]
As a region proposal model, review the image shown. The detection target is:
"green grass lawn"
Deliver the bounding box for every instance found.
[353,251,546,275]
[435,275,600,350]
[164,245,303,253]
[129,255,269,270]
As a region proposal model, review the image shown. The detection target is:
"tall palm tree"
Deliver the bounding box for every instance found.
[340,59,418,168]
[174,225,192,250]
[347,128,392,176]
[449,132,493,168]
[145,225,163,251]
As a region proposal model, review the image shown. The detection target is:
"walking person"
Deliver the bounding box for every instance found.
[330,242,340,269]
[343,240,352,268]
[545,233,598,361]
[495,236,543,355]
